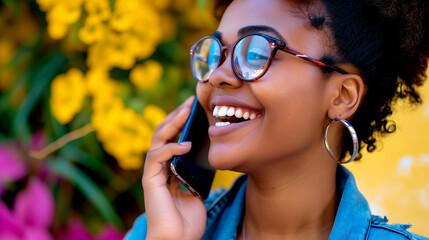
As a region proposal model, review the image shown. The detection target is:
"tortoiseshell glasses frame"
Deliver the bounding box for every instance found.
[190,33,348,82]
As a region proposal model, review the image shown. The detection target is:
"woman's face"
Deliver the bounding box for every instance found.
[196,0,334,173]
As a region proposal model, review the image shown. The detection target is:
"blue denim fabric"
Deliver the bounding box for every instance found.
[124,165,428,240]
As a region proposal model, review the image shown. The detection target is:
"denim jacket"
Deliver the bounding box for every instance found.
[125,165,428,240]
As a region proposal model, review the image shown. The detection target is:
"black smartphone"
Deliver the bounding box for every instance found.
[170,97,215,200]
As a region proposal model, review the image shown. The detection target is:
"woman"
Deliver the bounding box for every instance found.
[126,0,429,239]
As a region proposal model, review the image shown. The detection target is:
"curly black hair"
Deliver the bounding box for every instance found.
[214,0,429,161]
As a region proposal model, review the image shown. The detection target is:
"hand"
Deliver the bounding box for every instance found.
[142,96,207,240]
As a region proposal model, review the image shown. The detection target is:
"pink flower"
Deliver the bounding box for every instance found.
[0,145,27,196]
[97,225,124,240]
[0,178,55,240]
[57,219,93,240]
[57,218,124,240]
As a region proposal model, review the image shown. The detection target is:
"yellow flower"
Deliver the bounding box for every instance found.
[91,96,122,135]
[85,0,165,69]
[0,38,15,66]
[87,31,136,69]
[45,1,84,40]
[150,0,171,11]
[86,67,118,98]
[47,22,69,40]
[50,68,87,124]
[131,7,162,43]
[126,34,157,60]
[84,0,111,21]
[104,32,136,69]
[143,104,167,129]
[36,0,56,11]
[116,154,143,170]
[87,41,110,68]
[79,16,106,45]
[130,60,163,90]
[91,97,121,137]
[109,11,134,33]
[92,98,154,169]
[109,0,138,32]
[47,2,82,25]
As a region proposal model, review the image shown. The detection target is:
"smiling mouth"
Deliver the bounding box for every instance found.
[213,105,262,127]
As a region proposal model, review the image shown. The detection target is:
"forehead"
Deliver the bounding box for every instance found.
[217,0,325,54]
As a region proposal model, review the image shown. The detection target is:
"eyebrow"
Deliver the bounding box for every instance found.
[213,25,286,43]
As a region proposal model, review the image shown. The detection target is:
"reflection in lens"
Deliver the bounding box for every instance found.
[192,38,221,81]
[233,35,270,80]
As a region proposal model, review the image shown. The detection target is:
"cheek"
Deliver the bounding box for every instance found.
[253,72,328,157]
[196,82,212,111]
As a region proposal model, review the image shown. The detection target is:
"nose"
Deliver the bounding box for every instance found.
[208,48,243,89]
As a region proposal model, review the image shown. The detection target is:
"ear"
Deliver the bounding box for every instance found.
[327,73,365,120]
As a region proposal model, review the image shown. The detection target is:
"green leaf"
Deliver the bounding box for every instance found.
[12,51,67,137]
[0,67,34,113]
[48,159,124,230]
[59,143,117,183]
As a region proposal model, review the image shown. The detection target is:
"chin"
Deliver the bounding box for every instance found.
[207,143,250,172]
[208,146,237,170]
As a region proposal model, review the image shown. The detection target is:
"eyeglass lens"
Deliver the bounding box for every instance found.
[191,35,272,82]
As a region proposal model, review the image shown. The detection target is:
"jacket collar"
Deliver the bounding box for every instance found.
[204,165,372,240]
[204,175,247,240]
[329,165,372,240]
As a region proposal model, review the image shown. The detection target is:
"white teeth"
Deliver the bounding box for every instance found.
[215,122,230,127]
[212,105,260,121]
[213,106,219,117]
[250,113,256,120]
[218,106,228,117]
[227,107,235,116]
[235,108,243,118]
[243,112,250,120]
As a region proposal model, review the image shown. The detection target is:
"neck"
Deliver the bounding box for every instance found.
[242,149,339,240]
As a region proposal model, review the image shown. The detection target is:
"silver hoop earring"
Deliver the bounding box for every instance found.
[324,118,358,164]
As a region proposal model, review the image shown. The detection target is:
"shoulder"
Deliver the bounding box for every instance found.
[367,215,428,240]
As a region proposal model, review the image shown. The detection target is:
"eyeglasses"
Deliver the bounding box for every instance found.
[190,33,348,82]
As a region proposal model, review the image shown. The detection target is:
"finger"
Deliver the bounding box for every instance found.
[150,100,194,150]
[143,142,192,188]
[151,106,191,150]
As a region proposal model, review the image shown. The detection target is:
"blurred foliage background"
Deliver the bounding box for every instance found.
[0,0,216,238]
[0,0,428,239]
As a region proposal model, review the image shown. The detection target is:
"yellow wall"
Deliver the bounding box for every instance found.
[347,76,429,236]
[212,70,429,236]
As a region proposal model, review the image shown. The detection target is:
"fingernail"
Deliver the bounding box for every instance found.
[179,141,192,146]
